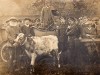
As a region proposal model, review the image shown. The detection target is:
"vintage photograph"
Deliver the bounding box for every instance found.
[0,0,100,75]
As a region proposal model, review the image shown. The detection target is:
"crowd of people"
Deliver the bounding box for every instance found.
[1,0,100,74]
[2,14,100,74]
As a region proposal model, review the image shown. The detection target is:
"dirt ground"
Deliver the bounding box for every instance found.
[0,59,8,75]
[0,61,100,75]
[0,56,100,75]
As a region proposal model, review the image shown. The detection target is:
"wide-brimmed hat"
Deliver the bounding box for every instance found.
[6,17,18,23]
[6,17,18,26]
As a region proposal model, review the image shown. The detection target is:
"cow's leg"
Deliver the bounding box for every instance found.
[31,53,37,66]
[30,53,37,74]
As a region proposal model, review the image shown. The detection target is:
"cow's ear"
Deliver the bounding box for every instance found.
[15,34,18,37]
[33,40,36,44]
[17,33,20,36]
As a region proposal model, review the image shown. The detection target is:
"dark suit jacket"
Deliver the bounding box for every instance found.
[21,25,35,37]
[66,25,81,38]
[81,26,97,38]
[6,26,20,40]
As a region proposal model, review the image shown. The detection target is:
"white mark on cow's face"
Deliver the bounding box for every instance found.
[14,33,25,43]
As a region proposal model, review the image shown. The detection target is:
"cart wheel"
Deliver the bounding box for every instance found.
[1,42,11,62]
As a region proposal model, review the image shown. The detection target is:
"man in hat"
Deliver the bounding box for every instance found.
[6,18,21,73]
[66,17,81,65]
[6,18,20,43]
[56,16,67,52]
[40,0,55,30]
[81,21,98,64]
[81,21,97,38]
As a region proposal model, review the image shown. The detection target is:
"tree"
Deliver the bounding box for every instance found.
[31,0,99,17]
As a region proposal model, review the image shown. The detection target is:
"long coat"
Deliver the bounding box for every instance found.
[40,6,54,28]
[81,26,98,64]
[57,24,68,52]
[6,26,20,41]
[66,24,88,66]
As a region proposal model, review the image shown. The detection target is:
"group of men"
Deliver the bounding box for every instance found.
[4,0,100,74]
[6,18,35,43]
[5,18,36,74]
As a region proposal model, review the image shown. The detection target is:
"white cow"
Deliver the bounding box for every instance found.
[30,35,58,66]
[14,33,58,71]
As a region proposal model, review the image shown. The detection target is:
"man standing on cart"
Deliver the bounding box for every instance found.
[40,0,55,31]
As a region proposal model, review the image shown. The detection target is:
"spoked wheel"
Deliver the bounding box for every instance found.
[1,42,12,62]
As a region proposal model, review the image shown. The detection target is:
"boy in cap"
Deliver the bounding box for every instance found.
[21,18,35,37]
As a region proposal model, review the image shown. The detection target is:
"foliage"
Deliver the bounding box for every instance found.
[31,0,99,17]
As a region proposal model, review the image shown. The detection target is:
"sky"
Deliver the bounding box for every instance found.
[0,0,21,16]
[0,0,100,16]
[0,0,34,16]
[0,0,70,16]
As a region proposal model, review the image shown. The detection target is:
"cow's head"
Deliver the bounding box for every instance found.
[13,33,26,46]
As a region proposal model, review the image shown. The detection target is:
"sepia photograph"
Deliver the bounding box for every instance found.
[0,0,100,75]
